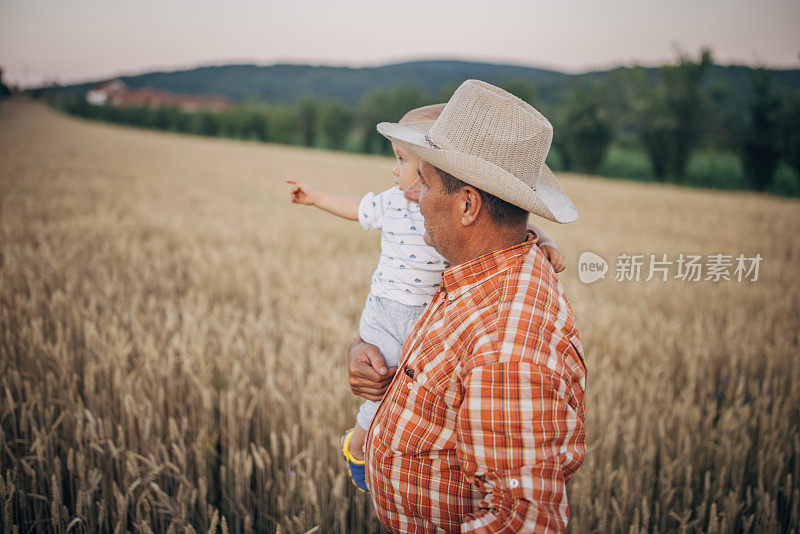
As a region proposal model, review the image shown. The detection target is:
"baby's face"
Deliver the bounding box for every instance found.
[391,143,421,192]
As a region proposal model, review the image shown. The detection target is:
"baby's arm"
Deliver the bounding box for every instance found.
[528,222,567,273]
[287,179,359,221]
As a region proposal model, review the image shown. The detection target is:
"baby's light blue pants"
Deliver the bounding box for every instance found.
[356,293,426,431]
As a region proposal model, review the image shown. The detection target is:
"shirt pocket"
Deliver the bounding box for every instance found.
[408,342,462,399]
[402,343,466,436]
[395,370,460,457]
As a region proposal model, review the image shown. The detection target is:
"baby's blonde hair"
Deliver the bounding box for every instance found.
[399,103,446,124]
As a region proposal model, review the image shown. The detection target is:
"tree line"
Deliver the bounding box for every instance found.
[46,50,800,197]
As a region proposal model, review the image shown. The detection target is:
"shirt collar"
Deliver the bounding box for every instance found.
[439,231,538,300]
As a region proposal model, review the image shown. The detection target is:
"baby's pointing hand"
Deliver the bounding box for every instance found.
[286,179,316,205]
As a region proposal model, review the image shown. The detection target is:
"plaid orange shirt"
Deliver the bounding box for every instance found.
[364,235,587,533]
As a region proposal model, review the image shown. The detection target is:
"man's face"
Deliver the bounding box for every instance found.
[417,160,459,262]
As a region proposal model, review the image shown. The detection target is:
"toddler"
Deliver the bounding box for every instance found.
[287,103,565,491]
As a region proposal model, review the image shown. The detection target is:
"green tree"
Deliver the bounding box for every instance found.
[295,97,319,147]
[266,105,297,144]
[244,109,269,142]
[554,83,613,174]
[357,85,425,154]
[192,110,222,137]
[438,82,460,102]
[116,106,149,128]
[601,67,650,149]
[637,48,713,181]
[317,100,353,150]
[219,106,247,138]
[217,104,267,140]
[502,79,537,105]
[0,67,10,97]
[702,83,744,152]
[356,92,387,154]
[169,108,193,133]
[780,89,800,178]
[742,69,782,191]
[149,106,174,131]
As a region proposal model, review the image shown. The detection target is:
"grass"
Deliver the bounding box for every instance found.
[1,99,799,533]
[594,146,800,197]
[597,146,656,181]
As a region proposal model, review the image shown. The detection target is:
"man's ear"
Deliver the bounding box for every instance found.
[460,186,483,226]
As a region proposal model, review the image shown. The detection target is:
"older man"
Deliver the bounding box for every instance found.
[348,80,587,532]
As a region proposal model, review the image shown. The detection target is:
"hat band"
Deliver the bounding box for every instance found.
[424,133,442,150]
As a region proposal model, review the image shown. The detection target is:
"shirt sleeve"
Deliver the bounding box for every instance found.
[358,189,391,230]
[456,359,585,533]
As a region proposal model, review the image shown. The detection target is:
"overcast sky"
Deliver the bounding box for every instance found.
[1,0,799,87]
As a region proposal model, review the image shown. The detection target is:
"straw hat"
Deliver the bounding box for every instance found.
[377,80,578,223]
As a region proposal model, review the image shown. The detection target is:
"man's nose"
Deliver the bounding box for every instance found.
[404,178,422,202]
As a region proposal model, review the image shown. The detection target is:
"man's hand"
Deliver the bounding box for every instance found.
[540,243,566,273]
[287,179,317,205]
[348,338,397,401]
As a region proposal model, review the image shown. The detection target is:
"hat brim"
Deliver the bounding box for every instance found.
[377,120,578,223]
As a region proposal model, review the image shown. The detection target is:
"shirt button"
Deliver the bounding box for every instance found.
[406,382,413,390]
[509,478,520,489]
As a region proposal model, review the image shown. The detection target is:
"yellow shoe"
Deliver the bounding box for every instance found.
[341,429,369,493]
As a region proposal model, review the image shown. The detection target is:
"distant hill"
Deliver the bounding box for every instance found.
[40,59,800,109]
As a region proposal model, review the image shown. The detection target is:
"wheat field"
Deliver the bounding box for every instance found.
[1,99,798,533]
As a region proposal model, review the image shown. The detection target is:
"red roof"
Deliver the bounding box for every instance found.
[87,79,233,111]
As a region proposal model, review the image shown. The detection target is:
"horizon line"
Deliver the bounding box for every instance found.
[18,55,800,90]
